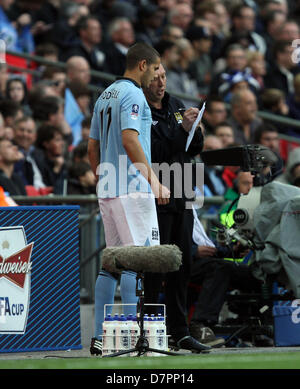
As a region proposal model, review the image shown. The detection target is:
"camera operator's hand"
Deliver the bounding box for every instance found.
[196,245,217,258]
[233,242,250,258]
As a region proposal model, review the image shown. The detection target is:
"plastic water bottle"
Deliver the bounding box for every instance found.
[126,313,133,324]
[102,314,115,356]
[156,314,167,352]
[130,316,139,356]
[115,314,130,356]
[126,314,133,351]
[142,314,149,356]
[143,315,156,356]
[148,315,159,356]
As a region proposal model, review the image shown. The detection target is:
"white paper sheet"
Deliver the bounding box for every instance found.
[185,102,206,152]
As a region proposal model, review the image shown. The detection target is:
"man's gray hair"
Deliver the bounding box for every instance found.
[107,17,131,38]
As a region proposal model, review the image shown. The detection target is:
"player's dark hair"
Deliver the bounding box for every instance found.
[126,43,160,70]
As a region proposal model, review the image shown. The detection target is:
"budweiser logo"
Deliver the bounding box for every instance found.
[0,243,34,288]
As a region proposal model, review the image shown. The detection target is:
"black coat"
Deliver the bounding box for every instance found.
[150,92,203,213]
[32,148,67,195]
[104,44,127,77]
[0,170,27,196]
[264,63,300,96]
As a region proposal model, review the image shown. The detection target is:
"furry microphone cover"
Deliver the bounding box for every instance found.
[101,244,182,273]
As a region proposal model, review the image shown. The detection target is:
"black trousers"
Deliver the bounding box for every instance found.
[144,209,194,339]
[189,257,262,324]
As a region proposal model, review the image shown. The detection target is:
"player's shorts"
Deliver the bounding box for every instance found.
[98,193,160,247]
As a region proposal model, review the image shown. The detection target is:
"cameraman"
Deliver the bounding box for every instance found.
[188,171,262,346]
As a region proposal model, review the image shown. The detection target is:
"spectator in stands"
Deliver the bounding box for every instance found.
[210,44,248,94]
[0,111,12,140]
[90,0,137,33]
[160,24,184,43]
[68,81,91,118]
[202,96,228,135]
[27,80,58,112]
[0,137,26,196]
[13,116,48,190]
[193,1,228,61]
[41,66,67,98]
[32,0,62,45]
[193,1,218,34]
[104,17,135,76]
[64,56,91,145]
[214,0,231,38]
[156,0,176,11]
[166,37,199,108]
[135,3,165,47]
[63,15,106,74]
[31,95,72,145]
[35,43,59,63]
[218,68,261,103]
[64,79,88,146]
[66,56,91,85]
[0,100,24,128]
[261,10,286,49]
[50,2,89,53]
[35,123,67,194]
[276,19,300,41]
[214,122,235,148]
[253,122,284,179]
[81,116,91,142]
[264,40,300,96]
[0,0,34,53]
[0,63,8,98]
[227,89,262,144]
[154,40,179,74]
[247,51,267,90]
[230,4,267,55]
[5,76,31,115]
[260,88,289,118]
[258,0,289,22]
[72,140,90,165]
[67,161,96,195]
[168,2,193,32]
[286,74,300,121]
[202,135,227,197]
[185,25,213,98]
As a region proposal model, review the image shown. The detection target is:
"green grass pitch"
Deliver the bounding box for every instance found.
[1,351,300,369]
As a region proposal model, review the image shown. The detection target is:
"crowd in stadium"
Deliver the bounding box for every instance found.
[0,0,299,201]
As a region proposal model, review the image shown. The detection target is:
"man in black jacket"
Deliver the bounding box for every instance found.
[0,138,26,196]
[143,64,210,353]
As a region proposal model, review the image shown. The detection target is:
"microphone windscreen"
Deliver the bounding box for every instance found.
[101,244,182,274]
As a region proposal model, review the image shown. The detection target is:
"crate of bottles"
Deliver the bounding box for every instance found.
[102,304,168,357]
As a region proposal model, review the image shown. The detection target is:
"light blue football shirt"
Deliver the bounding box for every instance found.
[89,78,152,198]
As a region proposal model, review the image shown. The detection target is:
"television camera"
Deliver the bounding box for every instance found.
[200,144,278,250]
[200,144,300,298]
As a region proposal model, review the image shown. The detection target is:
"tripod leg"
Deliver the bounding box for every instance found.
[147,347,184,356]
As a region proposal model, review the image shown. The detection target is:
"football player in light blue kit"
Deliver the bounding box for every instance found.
[88,43,170,355]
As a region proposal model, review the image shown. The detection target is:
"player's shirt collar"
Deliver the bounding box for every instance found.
[116,76,141,89]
